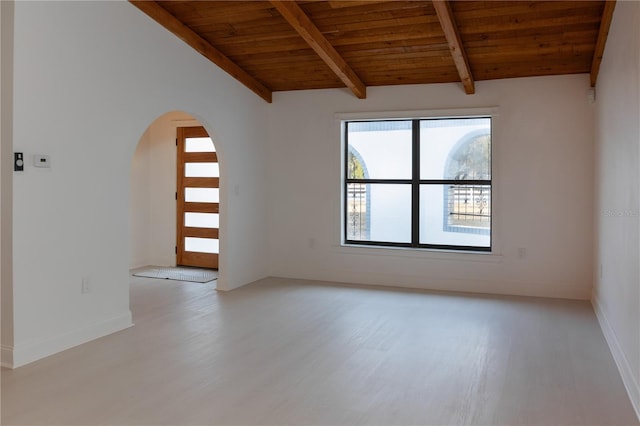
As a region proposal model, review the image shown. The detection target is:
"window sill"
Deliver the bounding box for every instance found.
[335,243,504,264]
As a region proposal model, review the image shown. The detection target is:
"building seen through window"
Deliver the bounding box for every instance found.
[444,132,491,233]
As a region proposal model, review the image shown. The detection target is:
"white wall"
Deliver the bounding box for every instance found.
[6,1,270,367]
[593,1,640,418]
[1,0,15,367]
[130,111,203,269]
[267,75,595,300]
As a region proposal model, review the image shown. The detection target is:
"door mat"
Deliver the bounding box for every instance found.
[132,266,218,283]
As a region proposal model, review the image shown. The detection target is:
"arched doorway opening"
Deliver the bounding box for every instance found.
[130,111,220,281]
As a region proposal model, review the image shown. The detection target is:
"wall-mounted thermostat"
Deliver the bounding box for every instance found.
[14,152,24,171]
[33,155,51,168]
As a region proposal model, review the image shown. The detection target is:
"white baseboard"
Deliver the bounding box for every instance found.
[269,269,591,300]
[4,311,133,369]
[592,295,640,421]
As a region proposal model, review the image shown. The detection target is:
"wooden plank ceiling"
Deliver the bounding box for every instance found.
[131,0,615,103]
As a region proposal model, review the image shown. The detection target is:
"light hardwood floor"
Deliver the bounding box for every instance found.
[2,277,638,426]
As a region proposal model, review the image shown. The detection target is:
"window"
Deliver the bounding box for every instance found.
[344,117,491,251]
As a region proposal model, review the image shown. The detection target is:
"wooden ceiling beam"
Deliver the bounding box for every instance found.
[432,0,475,94]
[270,0,367,99]
[129,1,273,103]
[590,0,616,87]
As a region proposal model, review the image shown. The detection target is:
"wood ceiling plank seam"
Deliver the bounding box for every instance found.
[244,60,352,72]
[361,76,461,85]
[465,43,599,55]
[341,48,453,60]
[327,1,400,9]
[187,15,286,26]
[195,26,300,40]
[475,66,591,81]
[129,0,272,103]
[462,36,600,53]
[270,0,367,99]
[361,71,461,78]
[452,1,600,14]
[336,39,451,53]
[270,83,345,91]
[267,77,344,85]
[323,23,446,44]
[229,49,325,60]
[590,0,616,87]
[432,0,475,95]
[304,1,429,17]
[203,32,312,46]
[317,16,441,37]
[467,43,598,58]
[267,77,343,84]
[325,31,448,48]
[463,30,601,48]
[472,53,594,64]
[473,57,592,67]
[175,13,280,27]
[362,71,461,79]
[306,9,437,29]
[454,13,603,35]
[214,42,322,57]
[357,62,461,73]
[472,64,591,78]
[347,56,454,69]
[345,52,458,63]
[190,18,297,39]
[162,1,280,21]
[220,41,314,55]
[460,22,601,38]
[453,1,605,21]
[360,77,462,86]
[354,59,457,69]
[248,62,345,73]
[359,63,460,72]
[235,54,332,66]
[267,79,343,85]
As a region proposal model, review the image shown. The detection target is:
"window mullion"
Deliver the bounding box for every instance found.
[411,120,420,247]
[343,122,349,243]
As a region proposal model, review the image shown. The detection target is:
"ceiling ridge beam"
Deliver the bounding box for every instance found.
[590,0,616,87]
[432,0,475,95]
[270,0,367,99]
[129,1,273,103]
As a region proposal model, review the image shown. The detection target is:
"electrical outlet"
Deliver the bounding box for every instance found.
[517,247,526,259]
[600,264,603,279]
[81,277,91,294]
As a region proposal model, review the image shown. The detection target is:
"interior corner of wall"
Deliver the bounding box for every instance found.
[1,344,14,369]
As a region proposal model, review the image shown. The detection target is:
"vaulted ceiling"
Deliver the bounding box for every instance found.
[131,1,615,103]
